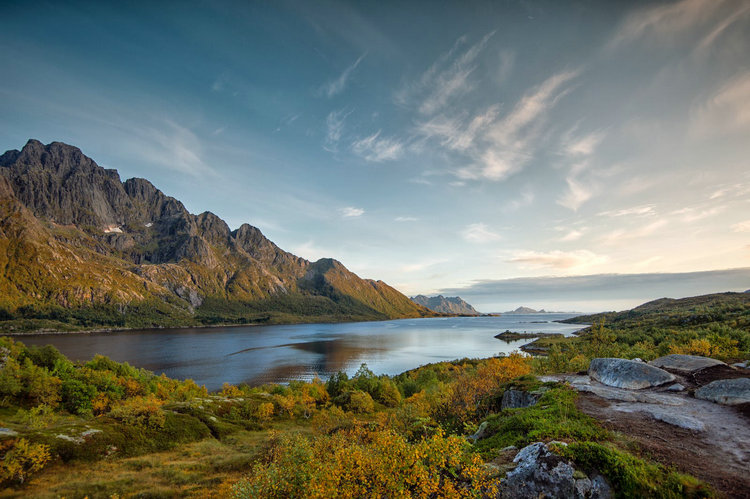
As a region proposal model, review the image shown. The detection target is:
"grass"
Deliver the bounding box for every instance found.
[0,427,279,498]
[474,385,609,459]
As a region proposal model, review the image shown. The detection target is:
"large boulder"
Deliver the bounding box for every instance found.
[588,358,675,390]
[498,442,611,498]
[649,354,725,374]
[694,378,750,406]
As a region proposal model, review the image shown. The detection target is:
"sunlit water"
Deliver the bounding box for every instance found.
[18,314,585,391]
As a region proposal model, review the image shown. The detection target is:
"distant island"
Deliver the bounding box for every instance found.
[502,306,570,314]
[410,295,480,315]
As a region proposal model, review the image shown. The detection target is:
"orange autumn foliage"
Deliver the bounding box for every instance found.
[439,353,532,425]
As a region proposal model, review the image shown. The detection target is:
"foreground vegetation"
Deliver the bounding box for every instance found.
[3,291,748,497]
[0,332,723,497]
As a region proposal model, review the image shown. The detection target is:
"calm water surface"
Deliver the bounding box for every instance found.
[19,315,584,390]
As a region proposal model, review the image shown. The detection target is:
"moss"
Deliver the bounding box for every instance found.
[474,387,608,459]
[559,441,714,498]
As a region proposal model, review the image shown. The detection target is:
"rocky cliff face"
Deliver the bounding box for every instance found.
[0,139,432,328]
[410,295,479,315]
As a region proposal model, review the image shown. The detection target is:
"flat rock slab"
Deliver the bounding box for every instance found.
[612,403,705,431]
[589,358,676,389]
[649,354,725,374]
[695,378,750,406]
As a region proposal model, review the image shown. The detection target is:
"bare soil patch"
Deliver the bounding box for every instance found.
[577,393,750,498]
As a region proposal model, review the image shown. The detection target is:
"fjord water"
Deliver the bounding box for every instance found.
[20,315,583,391]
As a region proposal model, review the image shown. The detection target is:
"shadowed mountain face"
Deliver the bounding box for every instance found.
[410,295,479,315]
[0,140,432,329]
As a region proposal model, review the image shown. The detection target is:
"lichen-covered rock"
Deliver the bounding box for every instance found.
[695,378,750,406]
[501,389,542,410]
[589,358,675,390]
[649,354,725,374]
[497,442,611,498]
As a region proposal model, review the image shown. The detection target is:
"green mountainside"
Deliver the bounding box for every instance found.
[563,292,750,330]
[0,140,433,331]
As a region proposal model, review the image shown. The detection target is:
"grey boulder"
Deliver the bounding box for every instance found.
[649,354,725,374]
[589,358,675,390]
[498,442,611,499]
[694,378,750,406]
[501,389,542,410]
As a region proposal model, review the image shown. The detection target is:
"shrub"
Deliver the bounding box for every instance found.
[347,390,375,414]
[108,394,166,429]
[16,404,57,430]
[0,438,51,486]
[61,378,97,415]
[230,428,496,498]
[255,402,274,422]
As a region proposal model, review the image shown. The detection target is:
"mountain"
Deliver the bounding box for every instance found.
[0,139,433,331]
[410,295,479,315]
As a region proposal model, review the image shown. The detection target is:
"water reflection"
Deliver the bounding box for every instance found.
[18,315,584,390]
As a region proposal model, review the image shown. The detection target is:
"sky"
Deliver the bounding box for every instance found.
[1,0,749,312]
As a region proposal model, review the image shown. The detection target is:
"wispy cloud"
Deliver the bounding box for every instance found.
[503,188,535,212]
[320,53,366,98]
[607,0,728,51]
[415,105,500,152]
[143,121,214,177]
[732,220,750,232]
[351,130,404,162]
[324,108,351,152]
[562,131,605,157]
[456,70,580,182]
[672,205,725,222]
[461,223,501,243]
[557,176,593,211]
[508,249,607,271]
[340,206,364,218]
[395,216,419,222]
[560,229,584,242]
[600,220,668,245]
[599,205,656,217]
[397,32,495,116]
[690,71,750,137]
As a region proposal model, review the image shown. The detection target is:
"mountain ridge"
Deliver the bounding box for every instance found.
[0,139,433,331]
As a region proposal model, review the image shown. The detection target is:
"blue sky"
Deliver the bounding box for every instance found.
[1,0,749,311]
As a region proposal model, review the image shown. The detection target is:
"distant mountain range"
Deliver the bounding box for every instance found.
[410,295,479,315]
[0,140,433,331]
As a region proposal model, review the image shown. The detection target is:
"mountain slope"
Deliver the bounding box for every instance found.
[0,140,433,330]
[410,295,479,315]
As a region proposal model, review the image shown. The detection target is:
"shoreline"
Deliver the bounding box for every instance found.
[1,312,455,337]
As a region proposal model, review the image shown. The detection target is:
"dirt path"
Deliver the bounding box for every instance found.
[543,370,750,498]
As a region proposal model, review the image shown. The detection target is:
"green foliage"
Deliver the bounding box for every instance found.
[61,378,97,415]
[559,442,712,498]
[474,387,608,458]
[0,438,51,486]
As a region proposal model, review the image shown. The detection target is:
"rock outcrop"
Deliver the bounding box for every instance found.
[588,358,675,389]
[497,442,611,499]
[649,354,725,374]
[694,378,750,406]
[501,389,542,410]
